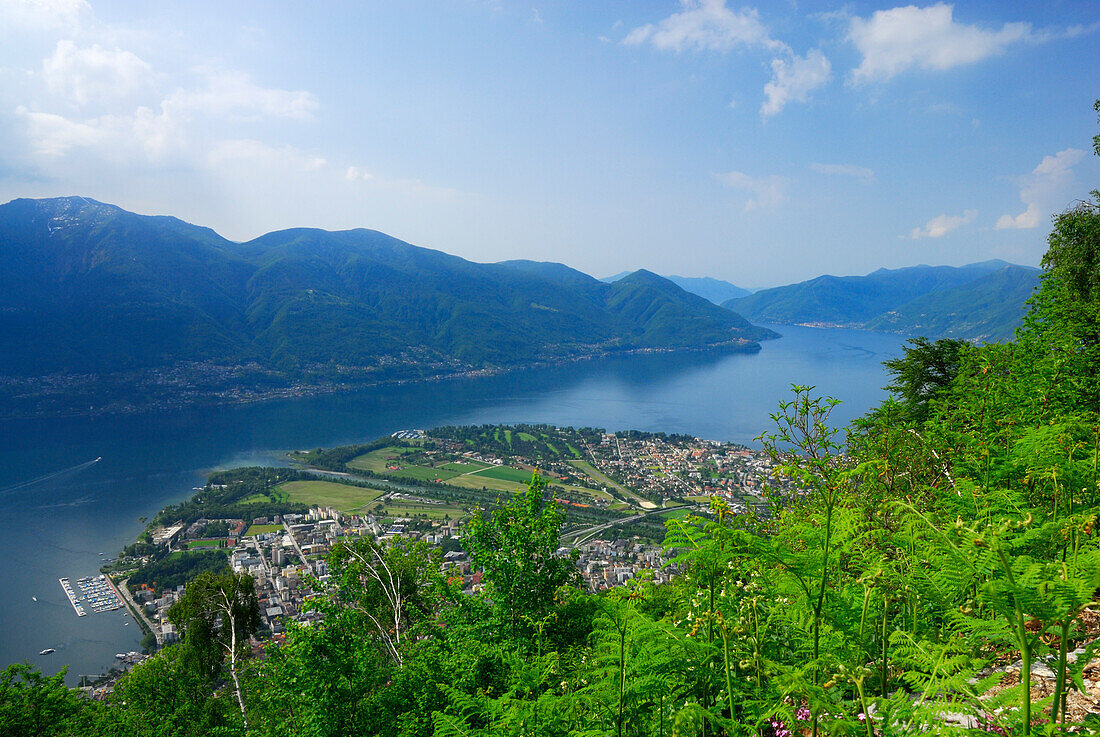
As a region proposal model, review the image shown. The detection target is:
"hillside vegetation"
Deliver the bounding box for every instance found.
[603,272,752,304]
[0,199,773,415]
[725,260,1040,341]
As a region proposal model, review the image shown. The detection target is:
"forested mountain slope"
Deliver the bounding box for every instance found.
[724,260,1039,340]
[0,197,774,414]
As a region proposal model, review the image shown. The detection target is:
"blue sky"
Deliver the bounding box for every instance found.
[0,1,1097,285]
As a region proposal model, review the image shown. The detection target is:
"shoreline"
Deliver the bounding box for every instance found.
[0,339,766,422]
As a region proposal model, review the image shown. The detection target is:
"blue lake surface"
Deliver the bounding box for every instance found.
[0,325,907,682]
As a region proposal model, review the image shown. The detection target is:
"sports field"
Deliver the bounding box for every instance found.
[471,465,535,483]
[244,523,284,536]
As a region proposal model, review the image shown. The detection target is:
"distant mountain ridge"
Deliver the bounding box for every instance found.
[723,260,1040,342]
[602,272,751,304]
[0,197,775,416]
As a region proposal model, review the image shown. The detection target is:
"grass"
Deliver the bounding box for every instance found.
[447,471,612,504]
[517,432,537,442]
[187,540,224,549]
[569,460,630,495]
[245,523,284,536]
[440,460,490,472]
[346,448,464,482]
[388,465,463,482]
[347,447,413,474]
[240,493,271,504]
[370,500,467,521]
[659,508,694,520]
[472,466,537,483]
[278,479,384,513]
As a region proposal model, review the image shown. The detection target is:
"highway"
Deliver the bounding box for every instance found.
[564,505,688,546]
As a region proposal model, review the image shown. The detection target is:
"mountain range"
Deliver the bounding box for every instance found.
[723,260,1041,342]
[0,197,775,416]
[602,272,751,304]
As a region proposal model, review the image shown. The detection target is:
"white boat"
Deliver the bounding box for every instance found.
[31,596,37,602]
[40,649,55,655]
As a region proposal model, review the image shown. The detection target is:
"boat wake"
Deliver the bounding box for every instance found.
[0,458,101,496]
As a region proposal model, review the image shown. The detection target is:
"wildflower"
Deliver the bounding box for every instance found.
[770,719,792,737]
[796,707,811,721]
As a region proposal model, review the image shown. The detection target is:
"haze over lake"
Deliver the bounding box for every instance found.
[0,325,905,681]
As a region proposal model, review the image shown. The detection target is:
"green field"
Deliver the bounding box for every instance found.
[347,448,464,482]
[447,469,612,504]
[347,447,416,473]
[686,494,717,503]
[517,432,537,442]
[390,465,463,482]
[659,508,694,520]
[440,460,490,472]
[245,523,284,536]
[371,501,465,521]
[472,465,537,483]
[186,539,224,549]
[568,459,656,509]
[278,479,384,513]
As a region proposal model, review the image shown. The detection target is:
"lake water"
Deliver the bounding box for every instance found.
[0,325,907,682]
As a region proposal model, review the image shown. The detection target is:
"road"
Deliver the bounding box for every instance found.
[564,505,688,546]
[112,577,161,646]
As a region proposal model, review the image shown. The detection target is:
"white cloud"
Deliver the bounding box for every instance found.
[848,3,1030,84]
[713,170,787,211]
[908,209,976,239]
[0,0,90,32]
[996,148,1086,230]
[43,40,154,107]
[207,139,325,172]
[169,70,318,121]
[623,0,786,53]
[345,165,373,181]
[761,49,830,117]
[811,162,875,184]
[15,106,107,156]
[16,102,182,162]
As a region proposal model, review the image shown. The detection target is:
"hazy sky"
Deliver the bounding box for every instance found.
[1,1,1097,285]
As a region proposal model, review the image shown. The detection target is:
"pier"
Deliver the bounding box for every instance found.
[58,578,86,617]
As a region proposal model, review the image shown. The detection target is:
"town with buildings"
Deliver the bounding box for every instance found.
[84,425,786,693]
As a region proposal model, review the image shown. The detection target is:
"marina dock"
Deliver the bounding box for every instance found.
[76,574,123,613]
[59,574,124,618]
[59,577,86,617]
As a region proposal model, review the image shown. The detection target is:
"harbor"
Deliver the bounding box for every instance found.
[76,574,124,613]
[59,574,124,618]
